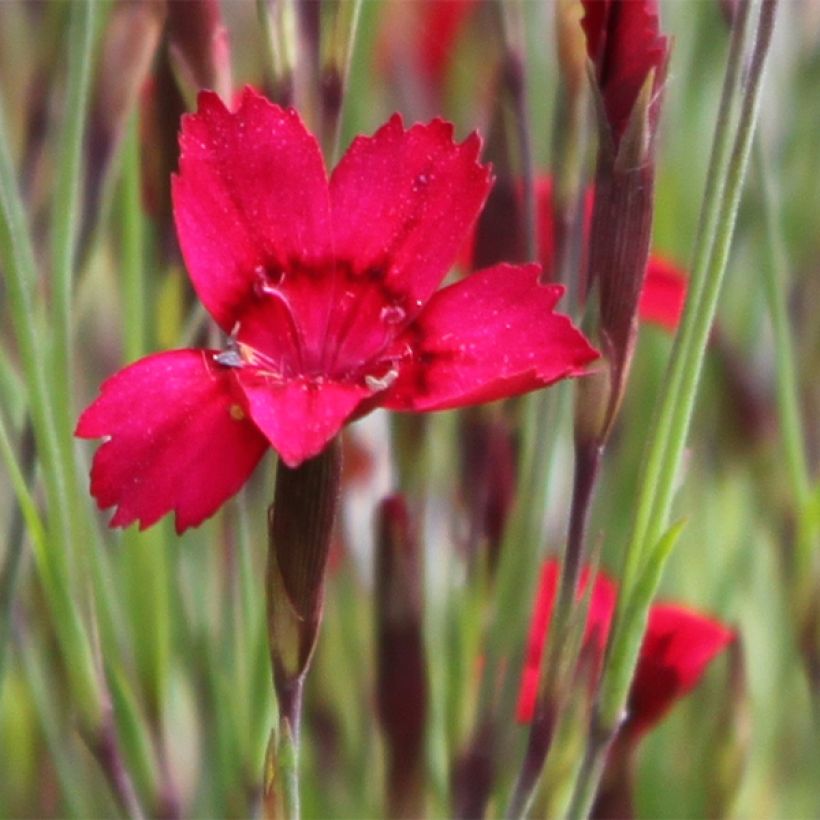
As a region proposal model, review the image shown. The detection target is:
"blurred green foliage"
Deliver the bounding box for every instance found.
[0,1,818,817]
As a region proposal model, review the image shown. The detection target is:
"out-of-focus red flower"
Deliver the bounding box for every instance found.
[581,0,669,148]
[638,255,687,332]
[418,0,479,88]
[467,177,687,331]
[517,560,735,739]
[77,88,597,533]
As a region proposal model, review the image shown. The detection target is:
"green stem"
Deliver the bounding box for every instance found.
[568,3,779,816]
[755,140,814,572]
[496,0,537,262]
[475,389,565,721]
[122,115,148,362]
[257,0,297,106]
[320,0,363,162]
[0,416,42,688]
[0,62,101,731]
[50,0,96,467]
[17,638,90,817]
[620,0,753,596]
[627,0,776,590]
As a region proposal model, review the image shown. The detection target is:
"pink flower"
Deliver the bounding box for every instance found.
[517,561,735,739]
[77,88,597,533]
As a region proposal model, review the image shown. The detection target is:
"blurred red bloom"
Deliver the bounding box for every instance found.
[418,0,478,88]
[517,560,735,739]
[582,0,670,146]
[77,88,597,533]
[637,254,687,332]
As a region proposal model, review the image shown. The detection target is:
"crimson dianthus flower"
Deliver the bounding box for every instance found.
[517,560,735,739]
[77,88,597,533]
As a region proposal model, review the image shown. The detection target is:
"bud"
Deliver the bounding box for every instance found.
[582,0,669,154]
[266,441,342,730]
[374,495,427,819]
[166,0,232,101]
[458,408,518,572]
[471,175,525,271]
[580,0,670,437]
[139,55,187,261]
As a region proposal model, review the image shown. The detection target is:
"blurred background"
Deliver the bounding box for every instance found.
[1,1,819,817]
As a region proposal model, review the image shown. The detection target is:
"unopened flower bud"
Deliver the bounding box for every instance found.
[374,495,427,819]
[267,441,342,701]
[166,0,232,101]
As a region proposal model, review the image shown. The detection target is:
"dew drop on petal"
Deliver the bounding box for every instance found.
[413,173,430,192]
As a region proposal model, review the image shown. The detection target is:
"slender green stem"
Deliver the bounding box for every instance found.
[569,3,779,816]
[0,67,101,730]
[0,416,43,688]
[257,0,297,106]
[475,389,565,720]
[17,638,90,817]
[50,0,96,458]
[626,0,776,593]
[320,0,363,162]
[620,0,753,597]
[550,0,589,302]
[496,0,537,262]
[122,116,148,362]
[755,140,815,572]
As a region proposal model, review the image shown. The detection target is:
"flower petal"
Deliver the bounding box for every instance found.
[639,255,688,331]
[76,350,268,533]
[172,87,332,332]
[626,604,734,737]
[381,264,599,412]
[327,115,491,359]
[235,373,372,468]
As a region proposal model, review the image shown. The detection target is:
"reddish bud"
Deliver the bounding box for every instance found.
[166,0,232,100]
[267,441,342,708]
[580,0,671,437]
[458,408,518,569]
[581,0,669,151]
[375,496,428,819]
[586,143,657,435]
